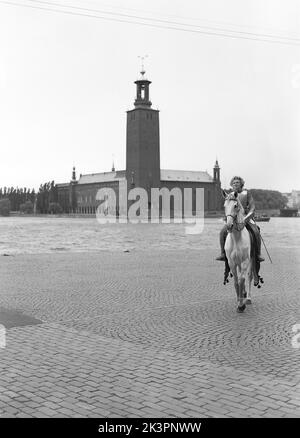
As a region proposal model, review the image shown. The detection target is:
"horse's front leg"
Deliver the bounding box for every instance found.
[230,266,240,303]
[238,276,246,310]
[237,261,248,312]
[246,261,253,304]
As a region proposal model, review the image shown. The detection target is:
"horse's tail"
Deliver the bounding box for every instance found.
[245,224,264,289]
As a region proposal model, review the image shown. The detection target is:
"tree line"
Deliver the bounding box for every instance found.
[0,183,289,216]
[249,189,288,210]
[0,181,62,216]
[0,186,36,212]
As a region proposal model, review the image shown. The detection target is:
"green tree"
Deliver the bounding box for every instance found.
[0,198,11,216]
[48,202,63,214]
[20,200,34,214]
[249,189,288,210]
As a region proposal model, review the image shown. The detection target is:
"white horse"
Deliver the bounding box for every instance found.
[224,192,253,312]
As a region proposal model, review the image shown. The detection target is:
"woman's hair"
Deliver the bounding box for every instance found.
[230,176,245,188]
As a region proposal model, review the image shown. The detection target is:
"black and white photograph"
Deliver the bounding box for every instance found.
[0,0,299,426]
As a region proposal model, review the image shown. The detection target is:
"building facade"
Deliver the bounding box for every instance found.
[57,71,223,215]
[282,190,300,209]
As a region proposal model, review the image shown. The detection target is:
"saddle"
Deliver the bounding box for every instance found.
[223,224,264,288]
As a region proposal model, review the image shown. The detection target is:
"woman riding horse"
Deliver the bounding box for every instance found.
[216,176,265,263]
[223,191,253,312]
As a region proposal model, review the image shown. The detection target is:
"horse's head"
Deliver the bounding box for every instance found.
[223,191,243,232]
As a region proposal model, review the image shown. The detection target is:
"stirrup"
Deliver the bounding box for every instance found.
[216,254,226,261]
[257,255,265,262]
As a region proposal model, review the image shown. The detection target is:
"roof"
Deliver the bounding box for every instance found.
[160,169,214,183]
[78,170,126,185]
[57,169,214,186]
[56,183,70,188]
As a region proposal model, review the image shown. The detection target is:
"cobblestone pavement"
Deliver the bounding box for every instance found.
[0,248,299,418]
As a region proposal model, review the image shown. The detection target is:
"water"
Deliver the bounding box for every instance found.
[0,216,299,255]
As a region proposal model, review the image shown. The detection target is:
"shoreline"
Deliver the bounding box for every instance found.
[3,210,297,219]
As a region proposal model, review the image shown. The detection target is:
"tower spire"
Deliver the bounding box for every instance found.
[112,155,115,172]
[71,165,76,181]
[138,54,148,77]
[134,55,152,108]
[213,159,220,182]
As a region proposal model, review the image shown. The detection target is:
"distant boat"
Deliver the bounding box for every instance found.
[255,214,271,222]
[280,208,298,217]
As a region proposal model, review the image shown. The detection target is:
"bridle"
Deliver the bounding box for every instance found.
[225,199,245,232]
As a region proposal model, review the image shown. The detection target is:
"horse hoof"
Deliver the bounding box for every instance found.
[257,284,261,289]
[260,278,264,284]
[237,304,246,313]
[246,298,252,304]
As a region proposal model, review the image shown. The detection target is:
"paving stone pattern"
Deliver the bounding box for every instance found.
[0,248,299,418]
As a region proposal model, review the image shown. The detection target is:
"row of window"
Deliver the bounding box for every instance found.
[77,206,97,214]
[78,195,93,203]
[77,190,212,204]
[75,196,213,214]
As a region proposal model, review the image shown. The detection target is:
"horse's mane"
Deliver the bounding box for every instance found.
[236,197,245,221]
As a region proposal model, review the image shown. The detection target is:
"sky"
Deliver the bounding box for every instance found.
[0,0,299,192]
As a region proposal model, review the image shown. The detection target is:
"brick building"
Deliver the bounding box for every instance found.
[57,70,223,215]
